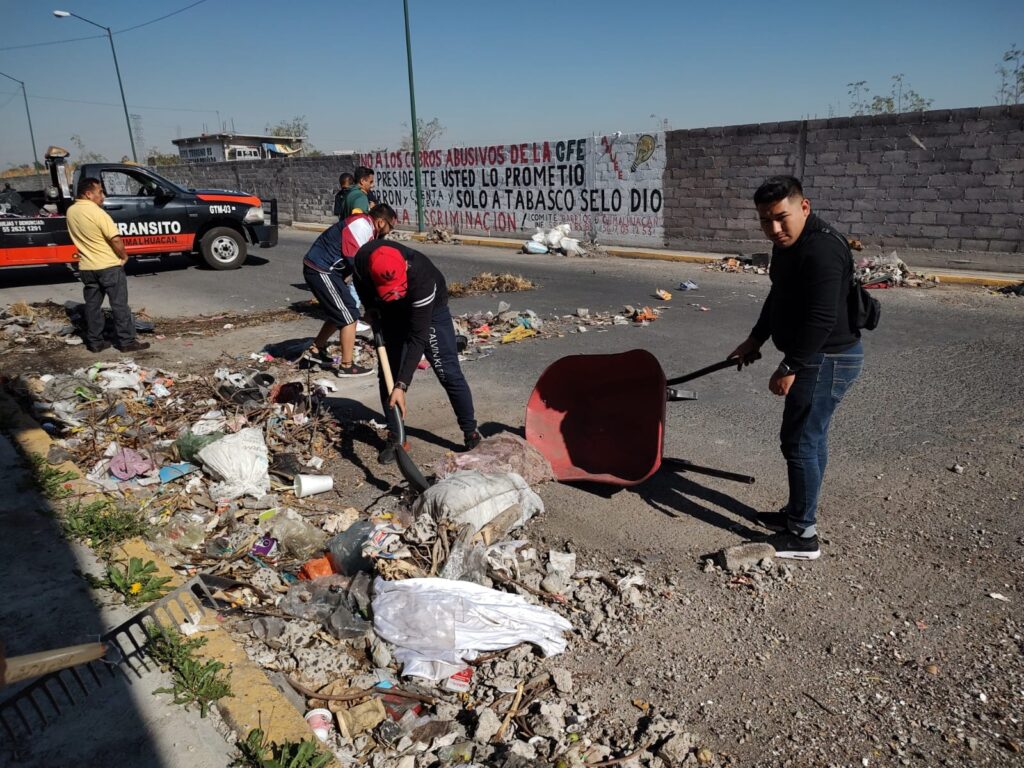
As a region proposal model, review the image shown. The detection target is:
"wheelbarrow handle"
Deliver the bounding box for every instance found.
[665,353,761,387]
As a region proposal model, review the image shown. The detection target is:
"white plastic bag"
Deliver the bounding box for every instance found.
[545,223,571,247]
[197,427,270,499]
[372,577,573,681]
[524,241,548,254]
[413,471,542,535]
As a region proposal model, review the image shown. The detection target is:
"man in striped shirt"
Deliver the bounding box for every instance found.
[301,204,397,376]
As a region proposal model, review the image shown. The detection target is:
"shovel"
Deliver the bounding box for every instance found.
[372,327,430,493]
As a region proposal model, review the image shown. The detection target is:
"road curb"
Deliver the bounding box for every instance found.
[288,224,1023,286]
[0,388,336,766]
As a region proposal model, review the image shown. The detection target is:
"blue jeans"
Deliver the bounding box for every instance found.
[780,341,863,536]
[379,303,477,438]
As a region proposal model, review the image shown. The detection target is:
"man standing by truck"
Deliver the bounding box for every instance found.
[66,177,149,353]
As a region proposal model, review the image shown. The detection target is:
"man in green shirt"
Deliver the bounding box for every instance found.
[341,166,375,218]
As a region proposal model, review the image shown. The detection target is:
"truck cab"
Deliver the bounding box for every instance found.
[0,148,278,272]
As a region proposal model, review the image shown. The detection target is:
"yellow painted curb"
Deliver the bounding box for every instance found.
[0,389,338,766]
[919,272,1022,287]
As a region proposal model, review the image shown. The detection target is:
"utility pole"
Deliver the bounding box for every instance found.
[0,71,39,169]
[403,0,425,232]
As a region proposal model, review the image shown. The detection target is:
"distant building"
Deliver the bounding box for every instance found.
[171,133,304,163]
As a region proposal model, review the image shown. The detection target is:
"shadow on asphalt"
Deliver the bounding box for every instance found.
[633,471,762,536]
[0,254,271,289]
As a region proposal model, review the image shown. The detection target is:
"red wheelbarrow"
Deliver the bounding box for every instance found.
[525,349,756,486]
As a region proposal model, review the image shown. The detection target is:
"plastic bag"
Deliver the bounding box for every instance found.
[372,577,573,681]
[413,471,542,535]
[524,241,548,254]
[197,426,270,500]
[432,433,554,485]
[279,574,371,639]
[269,508,327,560]
[174,429,225,463]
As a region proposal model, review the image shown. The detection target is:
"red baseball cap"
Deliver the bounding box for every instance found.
[369,245,408,301]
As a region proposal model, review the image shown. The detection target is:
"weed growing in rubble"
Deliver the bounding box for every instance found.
[231,728,332,768]
[61,497,148,552]
[27,453,77,499]
[89,556,172,606]
[146,624,232,718]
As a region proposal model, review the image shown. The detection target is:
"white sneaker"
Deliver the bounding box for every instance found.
[356,320,371,333]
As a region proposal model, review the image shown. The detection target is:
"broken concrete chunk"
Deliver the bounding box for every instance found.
[474,707,503,743]
[718,542,775,572]
[658,731,696,763]
[550,667,574,693]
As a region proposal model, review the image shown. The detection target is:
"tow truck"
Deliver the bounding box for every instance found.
[0,147,278,272]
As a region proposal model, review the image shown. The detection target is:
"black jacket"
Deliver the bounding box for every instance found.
[751,214,859,369]
[352,240,448,387]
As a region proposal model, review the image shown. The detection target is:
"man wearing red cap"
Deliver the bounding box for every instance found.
[352,240,481,464]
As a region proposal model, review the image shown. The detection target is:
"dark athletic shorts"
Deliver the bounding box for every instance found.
[303,265,358,326]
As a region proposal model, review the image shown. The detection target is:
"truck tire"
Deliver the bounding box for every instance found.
[200,227,247,270]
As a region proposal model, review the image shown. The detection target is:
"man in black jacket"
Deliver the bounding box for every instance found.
[730,176,863,560]
[352,240,481,464]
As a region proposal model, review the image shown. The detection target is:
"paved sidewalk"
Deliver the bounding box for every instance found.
[0,434,234,768]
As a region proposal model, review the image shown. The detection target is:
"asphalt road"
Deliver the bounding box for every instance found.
[3,229,1024,763]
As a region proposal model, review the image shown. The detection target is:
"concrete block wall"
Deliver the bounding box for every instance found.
[663,105,1024,270]
[156,155,356,225]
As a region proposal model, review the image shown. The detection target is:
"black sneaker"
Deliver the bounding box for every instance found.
[335,361,374,377]
[86,341,112,353]
[756,510,788,532]
[301,346,333,369]
[765,531,820,560]
[378,439,410,465]
[464,431,482,451]
[116,340,150,352]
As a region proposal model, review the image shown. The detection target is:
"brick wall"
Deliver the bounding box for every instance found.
[663,105,1024,271]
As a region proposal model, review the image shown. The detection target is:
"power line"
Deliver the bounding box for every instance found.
[0,0,209,52]
[115,0,208,34]
[0,88,216,114]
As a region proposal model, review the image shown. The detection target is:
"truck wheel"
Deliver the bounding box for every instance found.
[200,227,247,270]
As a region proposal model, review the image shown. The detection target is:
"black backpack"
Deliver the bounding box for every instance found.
[825,229,881,331]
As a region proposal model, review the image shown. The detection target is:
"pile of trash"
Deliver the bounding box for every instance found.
[452,301,665,363]
[703,254,769,276]
[11,358,346,508]
[996,282,1024,297]
[0,300,154,352]
[448,272,536,298]
[6,358,719,764]
[207,444,715,767]
[522,224,600,258]
[854,251,928,288]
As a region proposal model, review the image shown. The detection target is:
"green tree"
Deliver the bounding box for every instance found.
[400,117,445,151]
[265,115,317,155]
[996,44,1023,104]
[146,146,180,166]
[846,75,932,116]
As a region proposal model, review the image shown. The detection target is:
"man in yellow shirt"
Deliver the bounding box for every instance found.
[66,177,149,353]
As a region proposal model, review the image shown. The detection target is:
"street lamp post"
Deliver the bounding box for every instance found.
[403,0,425,233]
[0,71,38,169]
[53,9,137,162]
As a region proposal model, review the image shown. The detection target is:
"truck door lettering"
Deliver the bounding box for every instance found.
[117,221,183,236]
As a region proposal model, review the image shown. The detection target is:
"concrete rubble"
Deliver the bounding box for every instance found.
[2,336,725,767]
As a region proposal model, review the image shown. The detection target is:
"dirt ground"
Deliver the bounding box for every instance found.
[2,257,1022,766]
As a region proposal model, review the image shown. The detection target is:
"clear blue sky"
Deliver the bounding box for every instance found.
[1,0,1021,169]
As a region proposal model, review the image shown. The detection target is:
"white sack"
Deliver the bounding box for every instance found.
[412,471,542,535]
[197,426,270,499]
[372,577,573,681]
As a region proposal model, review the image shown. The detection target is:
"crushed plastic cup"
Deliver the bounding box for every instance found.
[304,708,334,742]
[294,474,333,498]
